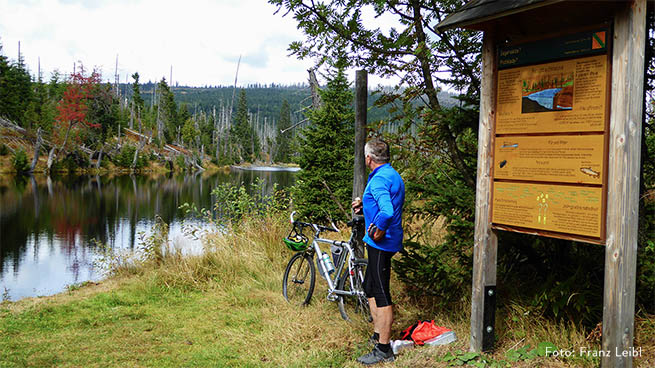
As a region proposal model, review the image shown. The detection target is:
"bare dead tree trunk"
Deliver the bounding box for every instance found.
[308,68,322,109]
[30,127,42,173]
[96,144,104,169]
[132,136,147,170]
[193,157,204,172]
[46,147,56,172]
[230,55,242,117]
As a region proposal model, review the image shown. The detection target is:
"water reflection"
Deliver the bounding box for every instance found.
[0,168,296,301]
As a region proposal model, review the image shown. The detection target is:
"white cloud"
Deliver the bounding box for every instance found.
[0,0,400,88]
[0,0,316,86]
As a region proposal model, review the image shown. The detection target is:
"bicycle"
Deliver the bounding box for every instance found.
[282,211,371,322]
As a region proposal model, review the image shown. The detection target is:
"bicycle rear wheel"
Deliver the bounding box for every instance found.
[337,259,372,322]
[283,252,316,305]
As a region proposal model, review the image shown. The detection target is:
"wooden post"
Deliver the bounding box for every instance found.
[470,31,498,353]
[602,1,646,367]
[352,70,368,257]
[353,70,367,202]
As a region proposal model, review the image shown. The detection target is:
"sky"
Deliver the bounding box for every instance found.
[0,0,395,87]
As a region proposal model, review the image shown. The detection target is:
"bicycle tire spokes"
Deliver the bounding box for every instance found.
[283,253,315,306]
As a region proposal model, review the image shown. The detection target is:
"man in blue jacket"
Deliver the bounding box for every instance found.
[352,138,405,365]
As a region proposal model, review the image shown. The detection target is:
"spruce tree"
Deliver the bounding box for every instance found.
[0,44,33,126]
[231,89,259,162]
[295,68,354,223]
[131,72,145,131]
[274,99,292,163]
[158,78,178,144]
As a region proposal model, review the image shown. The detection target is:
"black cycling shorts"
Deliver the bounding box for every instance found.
[363,244,395,308]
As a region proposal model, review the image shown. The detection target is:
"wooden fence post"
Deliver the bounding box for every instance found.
[602,1,646,367]
[353,70,368,202]
[352,70,368,257]
[470,31,498,353]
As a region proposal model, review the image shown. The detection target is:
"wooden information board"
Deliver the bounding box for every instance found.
[496,55,608,134]
[491,29,609,243]
[493,135,604,184]
[493,182,603,238]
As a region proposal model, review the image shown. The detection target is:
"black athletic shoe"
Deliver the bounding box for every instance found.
[356,345,395,365]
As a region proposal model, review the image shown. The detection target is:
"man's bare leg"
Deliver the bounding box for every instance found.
[369,297,392,344]
[376,305,393,344]
[369,297,379,337]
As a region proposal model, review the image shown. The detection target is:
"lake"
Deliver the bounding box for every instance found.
[0,167,297,301]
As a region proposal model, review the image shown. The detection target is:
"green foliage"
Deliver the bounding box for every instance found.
[175,155,186,171]
[0,43,33,126]
[61,148,90,172]
[181,118,199,148]
[231,90,260,162]
[131,72,145,118]
[392,106,478,305]
[212,179,289,224]
[442,350,506,367]
[505,342,558,362]
[182,178,289,227]
[274,99,293,163]
[86,82,119,144]
[158,78,178,144]
[11,148,29,173]
[294,68,354,223]
[137,215,168,265]
[439,342,557,367]
[0,143,8,156]
[113,144,147,169]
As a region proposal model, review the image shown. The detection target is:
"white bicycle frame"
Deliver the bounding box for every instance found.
[290,211,366,299]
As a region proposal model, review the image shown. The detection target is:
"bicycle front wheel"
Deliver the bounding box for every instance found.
[283,252,316,305]
[337,259,372,322]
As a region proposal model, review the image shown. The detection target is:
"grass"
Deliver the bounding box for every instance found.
[0,215,653,367]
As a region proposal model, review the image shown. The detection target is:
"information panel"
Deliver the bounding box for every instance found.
[490,29,609,243]
[496,55,607,134]
[493,182,603,238]
[493,135,604,184]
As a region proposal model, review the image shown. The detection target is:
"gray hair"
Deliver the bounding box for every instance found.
[364,139,390,163]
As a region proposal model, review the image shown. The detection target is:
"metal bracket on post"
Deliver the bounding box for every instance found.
[482,285,497,352]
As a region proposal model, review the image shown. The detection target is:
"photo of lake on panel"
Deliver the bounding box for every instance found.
[0,168,297,301]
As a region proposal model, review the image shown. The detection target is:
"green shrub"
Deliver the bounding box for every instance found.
[182,178,289,227]
[11,148,29,173]
[0,143,8,156]
[175,155,186,171]
[113,144,147,169]
[61,149,90,171]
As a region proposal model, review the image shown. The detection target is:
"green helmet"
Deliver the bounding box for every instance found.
[284,235,308,251]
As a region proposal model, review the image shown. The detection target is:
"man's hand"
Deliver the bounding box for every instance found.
[368,224,385,242]
[351,197,363,214]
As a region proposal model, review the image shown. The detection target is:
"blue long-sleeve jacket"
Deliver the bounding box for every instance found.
[362,163,405,252]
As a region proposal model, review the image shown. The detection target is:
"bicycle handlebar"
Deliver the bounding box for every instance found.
[289,211,340,234]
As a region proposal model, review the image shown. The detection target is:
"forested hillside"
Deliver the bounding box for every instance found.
[0,40,460,172]
[117,82,461,127]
